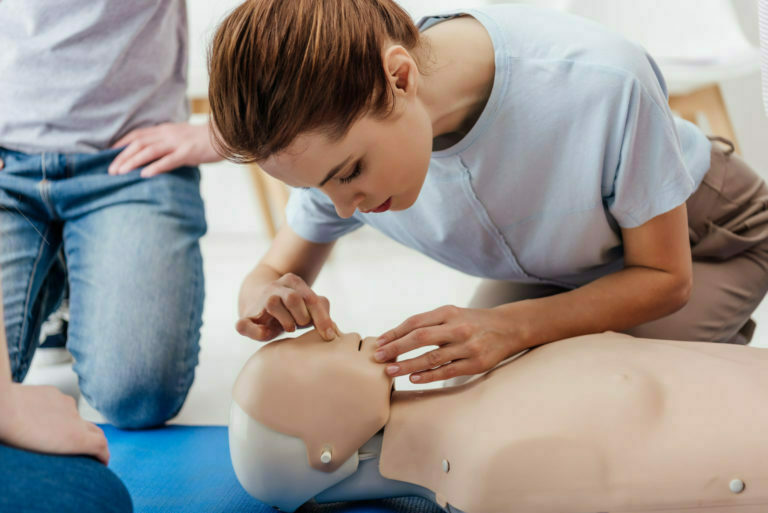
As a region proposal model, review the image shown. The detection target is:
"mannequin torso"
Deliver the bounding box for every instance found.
[230,331,768,513]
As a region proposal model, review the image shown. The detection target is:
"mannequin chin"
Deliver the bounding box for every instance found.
[230,330,768,513]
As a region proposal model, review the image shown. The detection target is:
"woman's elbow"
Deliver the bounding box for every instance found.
[668,271,693,313]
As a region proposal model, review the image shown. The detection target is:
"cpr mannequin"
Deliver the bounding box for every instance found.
[229,330,768,513]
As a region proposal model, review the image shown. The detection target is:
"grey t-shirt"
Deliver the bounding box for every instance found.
[0,0,189,154]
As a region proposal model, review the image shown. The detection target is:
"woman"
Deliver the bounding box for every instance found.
[208,0,768,385]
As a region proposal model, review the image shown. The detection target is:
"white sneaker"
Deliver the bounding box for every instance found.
[35,298,72,365]
[26,298,78,401]
[31,346,73,366]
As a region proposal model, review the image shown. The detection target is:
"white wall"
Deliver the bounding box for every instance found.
[488,0,768,174]
[724,0,768,173]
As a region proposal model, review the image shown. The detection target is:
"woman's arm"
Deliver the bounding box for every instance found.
[375,204,693,384]
[508,203,692,347]
[0,277,110,464]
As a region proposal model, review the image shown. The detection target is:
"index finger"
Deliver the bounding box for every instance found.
[377,308,444,346]
[304,294,335,340]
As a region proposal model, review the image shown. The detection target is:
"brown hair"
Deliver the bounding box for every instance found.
[208,0,422,163]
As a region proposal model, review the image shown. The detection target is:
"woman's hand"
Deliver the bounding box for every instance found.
[109,122,221,177]
[0,384,109,464]
[236,273,337,342]
[374,304,531,384]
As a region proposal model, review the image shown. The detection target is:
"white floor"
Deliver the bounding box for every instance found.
[24,162,768,426]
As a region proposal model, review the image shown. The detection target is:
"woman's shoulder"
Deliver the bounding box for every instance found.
[465,4,658,86]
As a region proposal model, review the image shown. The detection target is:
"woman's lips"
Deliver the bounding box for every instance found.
[362,197,392,214]
[371,197,392,213]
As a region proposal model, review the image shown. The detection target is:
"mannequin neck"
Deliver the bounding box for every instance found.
[313,431,436,505]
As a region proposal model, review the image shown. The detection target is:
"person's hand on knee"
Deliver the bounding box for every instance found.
[0,384,110,464]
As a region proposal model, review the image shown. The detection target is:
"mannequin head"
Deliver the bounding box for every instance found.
[230,330,393,511]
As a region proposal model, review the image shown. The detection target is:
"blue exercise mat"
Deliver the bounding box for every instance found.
[103,425,443,513]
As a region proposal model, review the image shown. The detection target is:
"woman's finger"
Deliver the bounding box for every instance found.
[377,306,455,346]
[278,288,312,327]
[304,294,335,340]
[409,358,477,385]
[374,325,453,363]
[263,296,297,333]
[235,317,282,341]
[274,274,335,340]
[274,274,312,327]
[384,340,466,377]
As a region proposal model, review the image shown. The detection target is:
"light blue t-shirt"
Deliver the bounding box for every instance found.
[286,4,712,288]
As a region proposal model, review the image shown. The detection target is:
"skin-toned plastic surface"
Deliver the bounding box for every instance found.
[379,332,768,513]
[228,401,361,512]
[230,330,768,512]
[232,330,392,473]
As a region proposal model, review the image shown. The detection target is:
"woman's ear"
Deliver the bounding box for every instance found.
[382,45,418,98]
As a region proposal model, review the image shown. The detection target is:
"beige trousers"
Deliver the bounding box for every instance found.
[470,138,768,344]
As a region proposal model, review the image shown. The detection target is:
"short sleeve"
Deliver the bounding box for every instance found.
[604,75,698,229]
[285,187,364,243]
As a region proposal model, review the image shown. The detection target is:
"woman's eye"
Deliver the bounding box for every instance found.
[339,162,362,184]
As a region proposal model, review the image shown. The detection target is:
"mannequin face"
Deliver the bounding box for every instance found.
[232,330,393,472]
[241,330,386,382]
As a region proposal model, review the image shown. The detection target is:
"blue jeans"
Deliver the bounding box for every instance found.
[0,147,207,428]
[0,442,133,513]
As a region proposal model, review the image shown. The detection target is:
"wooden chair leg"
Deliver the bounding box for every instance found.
[247,163,277,239]
[668,94,697,124]
[188,97,289,238]
[266,173,291,218]
[669,84,741,154]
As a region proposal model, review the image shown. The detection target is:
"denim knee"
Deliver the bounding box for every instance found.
[0,444,133,513]
[87,377,193,429]
[81,358,196,429]
[66,455,134,513]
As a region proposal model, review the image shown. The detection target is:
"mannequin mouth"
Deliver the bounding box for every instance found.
[362,197,392,214]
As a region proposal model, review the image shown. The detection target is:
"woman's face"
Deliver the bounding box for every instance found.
[259,95,434,218]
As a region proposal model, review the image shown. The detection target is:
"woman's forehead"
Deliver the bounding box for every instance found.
[261,127,363,186]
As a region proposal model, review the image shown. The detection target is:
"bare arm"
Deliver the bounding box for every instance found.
[377,204,693,384]
[506,204,693,347]
[236,224,337,341]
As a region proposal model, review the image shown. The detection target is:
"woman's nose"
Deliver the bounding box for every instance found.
[333,192,365,219]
